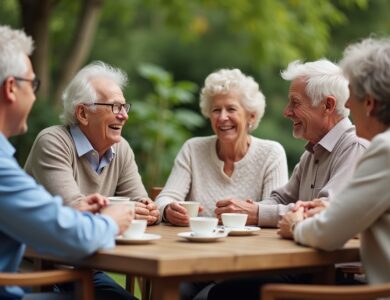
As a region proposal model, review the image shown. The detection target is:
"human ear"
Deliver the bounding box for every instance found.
[323,96,336,113]
[2,77,18,103]
[365,94,376,117]
[75,104,89,126]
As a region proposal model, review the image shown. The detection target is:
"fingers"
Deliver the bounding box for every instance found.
[166,204,189,225]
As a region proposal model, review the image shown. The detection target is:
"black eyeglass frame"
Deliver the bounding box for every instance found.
[13,76,41,93]
[85,102,131,114]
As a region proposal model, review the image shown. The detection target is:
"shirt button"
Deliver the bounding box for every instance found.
[311,184,314,189]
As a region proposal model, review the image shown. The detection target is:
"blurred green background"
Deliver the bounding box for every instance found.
[2,0,390,190]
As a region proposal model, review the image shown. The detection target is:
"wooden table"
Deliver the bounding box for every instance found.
[26,224,360,300]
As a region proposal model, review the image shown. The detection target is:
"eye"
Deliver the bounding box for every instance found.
[211,108,221,113]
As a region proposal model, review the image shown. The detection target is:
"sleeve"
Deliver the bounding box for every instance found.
[115,139,148,201]
[258,156,304,227]
[294,137,390,251]
[155,141,193,222]
[24,131,84,206]
[0,157,118,259]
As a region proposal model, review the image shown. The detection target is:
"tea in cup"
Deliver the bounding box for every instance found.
[123,219,147,238]
[189,217,218,236]
[221,213,248,228]
[178,201,200,218]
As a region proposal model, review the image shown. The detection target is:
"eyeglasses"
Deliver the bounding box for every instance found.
[14,76,41,93]
[85,102,131,114]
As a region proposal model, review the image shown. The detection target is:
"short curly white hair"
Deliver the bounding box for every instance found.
[281,59,350,118]
[199,69,266,131]
[60,61,128,126]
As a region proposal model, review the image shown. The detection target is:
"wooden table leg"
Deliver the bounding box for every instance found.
[151,278,180,300]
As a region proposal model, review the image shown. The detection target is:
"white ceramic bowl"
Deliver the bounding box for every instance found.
[221,213,248,228]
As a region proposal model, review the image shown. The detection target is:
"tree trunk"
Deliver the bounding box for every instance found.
[53,0,105,105]
[19,0,52,100]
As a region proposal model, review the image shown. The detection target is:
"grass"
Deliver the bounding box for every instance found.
[108,272,142,299]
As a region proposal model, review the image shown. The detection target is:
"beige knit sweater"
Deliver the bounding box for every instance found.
[155,136,288,221]
[24,125,148,205]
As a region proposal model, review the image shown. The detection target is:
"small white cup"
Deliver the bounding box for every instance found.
[178,201,200,218]
[108,197,135,211]
[189,217,218,236]
[221,213,248,228]
[123,219,147,238]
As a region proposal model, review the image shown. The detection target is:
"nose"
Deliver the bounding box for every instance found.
[116,109,128,120]
[283,103,292,118]
[345,97,351,109]
[219,109,228,120]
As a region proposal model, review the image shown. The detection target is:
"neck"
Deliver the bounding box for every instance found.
[217,135,251,162]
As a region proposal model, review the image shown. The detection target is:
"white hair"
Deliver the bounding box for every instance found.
[60,61,128,126]
[0,25,34,84]
[340,37,390,125]
[200,68,266,131]
[281,59,350,118]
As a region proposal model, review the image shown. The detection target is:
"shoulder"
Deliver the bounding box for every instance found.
[181,136,216,152]
[35,125,72,144]
[251,136,286,156]
[114,137,135,158]
[337,125,370,150]
[367,129,390,156]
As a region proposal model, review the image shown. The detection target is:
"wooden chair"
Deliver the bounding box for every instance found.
[261,282,390,300]
[0,269,94,300]
[126,187,163,300]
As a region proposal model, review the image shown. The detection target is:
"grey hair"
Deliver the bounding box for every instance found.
[340,37,390,125]
[0,25,34,84]
[60,61,128,126]
[281,59,350,118]
[199,68,266,131]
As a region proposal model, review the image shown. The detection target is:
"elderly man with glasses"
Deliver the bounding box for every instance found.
[24,62,159,299]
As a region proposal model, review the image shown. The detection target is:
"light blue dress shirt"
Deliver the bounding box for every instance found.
[0,133,118,300]
[70,126,115,174]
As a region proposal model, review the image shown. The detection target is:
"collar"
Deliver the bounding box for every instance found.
[305,118,352,153]
[70,125,115,159]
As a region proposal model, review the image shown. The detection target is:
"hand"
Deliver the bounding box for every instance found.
[164,202,191,226]
[214,198,259,225]
[72,193,109,213]
[101,205,133,235]
[277,207,304,239]
[293,199,329,218]
[135,198,160,225]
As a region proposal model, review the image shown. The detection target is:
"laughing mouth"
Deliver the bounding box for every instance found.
[109,124,122,130]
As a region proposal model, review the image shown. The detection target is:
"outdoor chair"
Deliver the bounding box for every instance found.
[0,269,94,300]
[261,282,390,300]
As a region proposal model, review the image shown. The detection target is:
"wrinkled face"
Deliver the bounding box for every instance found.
[210,92,254,145]
[80,77,128,156]
[12,55,37,136]
[345,86,368,139]
[283,77,328,144]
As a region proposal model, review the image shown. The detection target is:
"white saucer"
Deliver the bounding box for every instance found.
[116,233,161,245]
[177,231,228,243]
[219,226,261,236]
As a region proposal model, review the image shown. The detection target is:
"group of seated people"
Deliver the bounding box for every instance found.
[0,24,389,300]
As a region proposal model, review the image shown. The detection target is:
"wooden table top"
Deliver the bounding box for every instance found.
[26,224,360,279]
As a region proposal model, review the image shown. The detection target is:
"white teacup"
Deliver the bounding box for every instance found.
[221,213,248,228]
[189,217,218,236]
[123,219,147,238]
[178,201,200,218]
[108,197,135,211]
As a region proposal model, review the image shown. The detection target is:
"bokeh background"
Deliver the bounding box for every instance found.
[2,0,389,190]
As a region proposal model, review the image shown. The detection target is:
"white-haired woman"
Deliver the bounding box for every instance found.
[156,69,288,227]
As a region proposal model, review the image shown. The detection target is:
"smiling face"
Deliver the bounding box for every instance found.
[283,77,329,144]
[77,77,128,157]
[210,92,254,147]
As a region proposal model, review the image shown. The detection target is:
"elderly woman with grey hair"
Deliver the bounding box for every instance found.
[278,37,390,285]
[156,68,288,227]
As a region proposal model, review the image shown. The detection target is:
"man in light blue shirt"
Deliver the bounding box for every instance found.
[0,25,134,300]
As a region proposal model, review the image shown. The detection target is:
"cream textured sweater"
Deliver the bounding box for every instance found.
[155,136,288,221]
[24,125,148,205]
